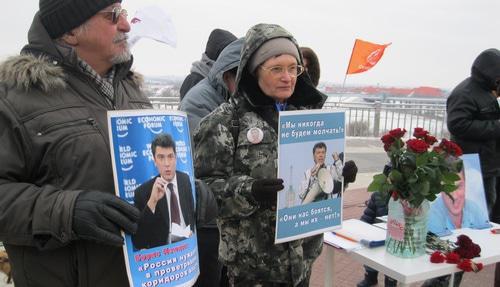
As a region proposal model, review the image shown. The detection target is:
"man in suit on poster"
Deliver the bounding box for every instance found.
[132,133,195,250]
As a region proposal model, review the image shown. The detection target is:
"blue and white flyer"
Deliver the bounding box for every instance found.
[276,110,346,243]
[108,110,199,287]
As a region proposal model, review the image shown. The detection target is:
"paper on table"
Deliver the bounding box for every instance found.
[323,219,386,251]
[324,231,363,251]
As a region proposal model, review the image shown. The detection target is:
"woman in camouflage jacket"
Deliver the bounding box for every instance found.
[194,23,324,286]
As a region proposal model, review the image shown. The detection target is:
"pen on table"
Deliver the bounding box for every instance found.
[331,231,358,243]
[331,231,385,248]
[491,228,500,234]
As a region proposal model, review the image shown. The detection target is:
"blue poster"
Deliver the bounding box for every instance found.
[276,110,346,243]
[427,153,491,236]
[108,110,199,287]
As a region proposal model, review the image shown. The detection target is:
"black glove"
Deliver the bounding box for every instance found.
[73,191,140,246]
[251,178,284,206]
[195,179,218,227]
[342,160,358,184]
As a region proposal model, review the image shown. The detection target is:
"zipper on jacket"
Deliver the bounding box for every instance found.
[37,118,98,136]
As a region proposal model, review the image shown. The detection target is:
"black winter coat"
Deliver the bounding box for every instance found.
[447,48,500,177]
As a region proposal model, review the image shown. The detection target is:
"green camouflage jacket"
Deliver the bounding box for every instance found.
[194,23,324,285]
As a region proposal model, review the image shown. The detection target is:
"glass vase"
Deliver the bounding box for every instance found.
[385,197,430,258]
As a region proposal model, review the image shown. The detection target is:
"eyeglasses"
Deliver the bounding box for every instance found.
[260,64,304,78]
[99,7,128,24]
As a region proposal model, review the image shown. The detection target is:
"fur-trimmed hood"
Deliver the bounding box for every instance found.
[0,12,142,93]
[0,54,66,93]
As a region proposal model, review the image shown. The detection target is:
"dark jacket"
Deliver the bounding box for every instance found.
[180,70,206,100]
[180,38,244,135]
[0,14,151,287]
[447,48,500,177]
[360,192,390,224]
[360,164,392,224]
[132,172,195,250]
[179,29,237,100]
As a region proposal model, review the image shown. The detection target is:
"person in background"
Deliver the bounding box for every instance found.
[339,159,358,191]
[179,28,237,100]
[446,48,500,287]
[194,23,324,286]
[0,1,152,286]
[180,38,244,287]
[299,46,327,109]
[180,38,244,135]
[447,48,500,222]
[300,47,321,87]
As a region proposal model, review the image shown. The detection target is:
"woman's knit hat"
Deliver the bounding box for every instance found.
[248,37,300,74]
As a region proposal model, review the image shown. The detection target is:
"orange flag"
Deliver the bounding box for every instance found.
[346,39,391,75]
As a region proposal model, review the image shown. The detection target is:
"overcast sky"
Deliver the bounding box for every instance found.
[1,0,499,89]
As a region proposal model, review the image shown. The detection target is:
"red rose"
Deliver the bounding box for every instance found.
[381,134,394,144]
[471,243,481,257]
[424,135,438,145]
[413,127,429,138]
[406,139,429,153]
[439,139,463,157]
[449,141,463,157]
[445,252,461,264]
[383,143,391,152]
[460,243,481,259]
[457,259,483,273]
[457,259,474,272]
[389,128,406,138]
[430,251,446,263]
[455,234,473,247]
[455,235,481,259]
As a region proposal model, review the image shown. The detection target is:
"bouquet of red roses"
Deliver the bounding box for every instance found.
[429,235,483,273]
[368,127,463,208]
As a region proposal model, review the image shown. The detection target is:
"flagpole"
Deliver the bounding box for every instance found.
[339,74,348,104]
[340,39,358,104]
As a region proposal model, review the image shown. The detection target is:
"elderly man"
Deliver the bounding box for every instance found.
[0,0,151,286]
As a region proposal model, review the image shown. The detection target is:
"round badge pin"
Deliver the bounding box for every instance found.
[247,127,263,144]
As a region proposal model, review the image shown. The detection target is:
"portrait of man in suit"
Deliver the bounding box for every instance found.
[132,133,195,250]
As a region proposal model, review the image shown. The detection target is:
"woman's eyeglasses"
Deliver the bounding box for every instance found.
[99,7,128,24]
[260,64,305,78]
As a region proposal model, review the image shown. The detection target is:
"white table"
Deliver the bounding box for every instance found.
[348,227,500,287]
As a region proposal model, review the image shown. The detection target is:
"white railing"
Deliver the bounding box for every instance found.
[149,96,448,138]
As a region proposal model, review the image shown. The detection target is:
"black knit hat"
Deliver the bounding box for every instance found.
[39,0,121,39]
[205,29,237,61]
